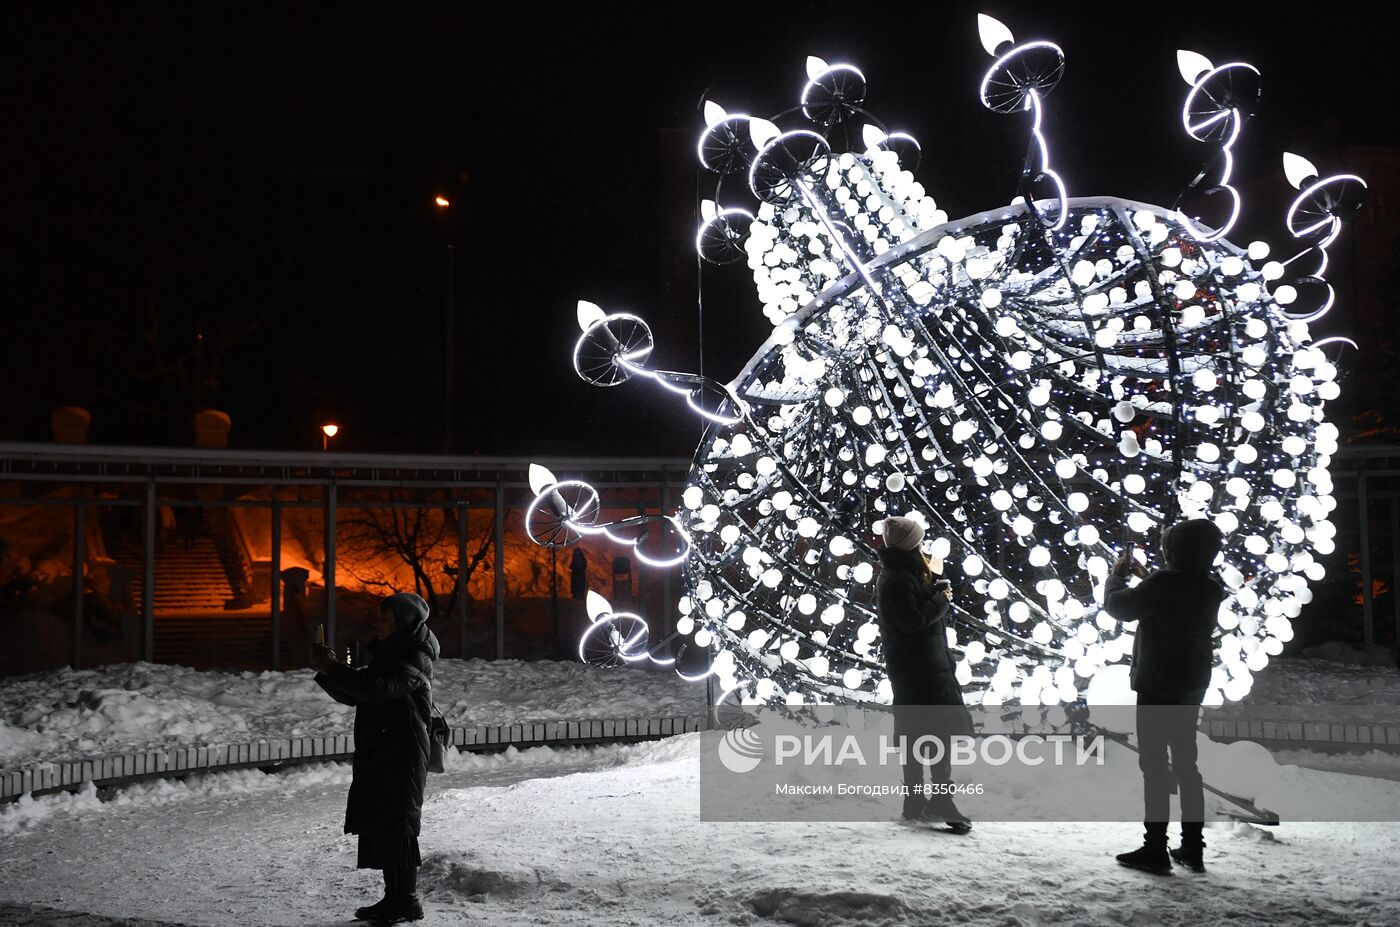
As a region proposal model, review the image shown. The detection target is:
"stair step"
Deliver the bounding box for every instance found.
[100,511,240,617]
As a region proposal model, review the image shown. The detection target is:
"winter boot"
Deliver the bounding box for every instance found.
[921,794,974,834]
[355,870,396,920]
[355,897,396,921]
[372,866,423,924]
[1116,824,1171,875]
[1171,823,1206,873]
[942,804,974,835]
[372,895,423,925]
[901,793,928,821]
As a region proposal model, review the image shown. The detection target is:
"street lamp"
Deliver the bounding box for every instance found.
[435,194,456,453]
[321,423,339,451]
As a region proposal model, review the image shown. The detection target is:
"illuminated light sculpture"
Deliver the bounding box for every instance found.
[526,463,692,570]
[525,464,696,668]
[1173,50,1259,243]
[533,15,1365,709]
[976,14,1068,230]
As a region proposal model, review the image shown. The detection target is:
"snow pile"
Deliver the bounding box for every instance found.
[0,762,352,837]
[745,888,912,925]
[434,658,702,729]
[1272,748,1400,781]
[0,720,47,761]
[0,659,702,771]
[1,736,688,839]
[1300,640,1398,668]
[1242,655,1400,715]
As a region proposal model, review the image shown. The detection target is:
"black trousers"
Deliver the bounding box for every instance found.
[1136,692,1205,834]
[893,705,953,792]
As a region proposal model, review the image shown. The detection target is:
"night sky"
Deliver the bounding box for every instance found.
[2,2,1396,458]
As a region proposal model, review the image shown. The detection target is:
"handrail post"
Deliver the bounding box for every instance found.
[456,498,468,659]
[143,479,155,662]
[72,501,85,669]
[1359,461,1373,647]
[271,499,282,671]
[495,478,505,660]
[325,480,337,650]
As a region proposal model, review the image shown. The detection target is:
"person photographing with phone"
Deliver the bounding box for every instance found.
[1104,519,1224,875]
[876,515,973,833]
[312,592,440,923]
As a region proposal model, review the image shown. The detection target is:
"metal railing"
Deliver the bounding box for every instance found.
[3,441,1397,670]
[0,442,691,671]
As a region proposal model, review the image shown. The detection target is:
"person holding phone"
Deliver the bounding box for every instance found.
[313,592,439,924]
[876,515,973,833]
[1105,519,1224,875]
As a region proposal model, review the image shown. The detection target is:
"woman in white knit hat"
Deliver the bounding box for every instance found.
[876,515,972,833]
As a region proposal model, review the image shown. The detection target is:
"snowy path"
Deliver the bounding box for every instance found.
[2,737,1399,926]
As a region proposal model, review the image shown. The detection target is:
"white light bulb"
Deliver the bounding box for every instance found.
[977,13,1014,56]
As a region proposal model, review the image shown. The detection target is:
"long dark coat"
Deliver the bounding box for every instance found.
[875,547,963,707]
[315,618,439,840]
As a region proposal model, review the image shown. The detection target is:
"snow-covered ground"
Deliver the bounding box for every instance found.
[3,650,1398,772]
[1245,655,1400,707]
[0,659,704,771]
[2,735,1399,926]
[1,651,1399,924]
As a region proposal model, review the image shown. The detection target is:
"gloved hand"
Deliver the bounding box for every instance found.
[1112,550,1148,579]
[311,643,339,673]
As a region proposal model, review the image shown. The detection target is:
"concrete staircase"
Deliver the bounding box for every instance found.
[101,512,280,669]
[101,511,236,614]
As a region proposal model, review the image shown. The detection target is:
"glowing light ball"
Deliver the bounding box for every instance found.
[1085,664,1136,708]
[536,18,1366,709]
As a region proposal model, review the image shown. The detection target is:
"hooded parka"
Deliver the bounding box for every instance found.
[316,593,439,869]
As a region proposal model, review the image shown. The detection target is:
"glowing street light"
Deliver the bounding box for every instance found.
[434,192,457,450]
[321,423,339,451]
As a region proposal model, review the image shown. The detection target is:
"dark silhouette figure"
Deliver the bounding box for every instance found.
[280,567,312,667]
[176,506,200,551]
[875,515,972,834]
[570,548,588,600]
[1105,519,1224,875]
[313,592,440,923]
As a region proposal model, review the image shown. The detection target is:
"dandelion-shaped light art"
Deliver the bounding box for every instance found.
[529,15,1366,710]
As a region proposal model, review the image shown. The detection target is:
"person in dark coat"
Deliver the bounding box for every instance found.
[876,515,972,833]
[1104,518,1224,875]
[313,592,440,924]
[570,548,588,600]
